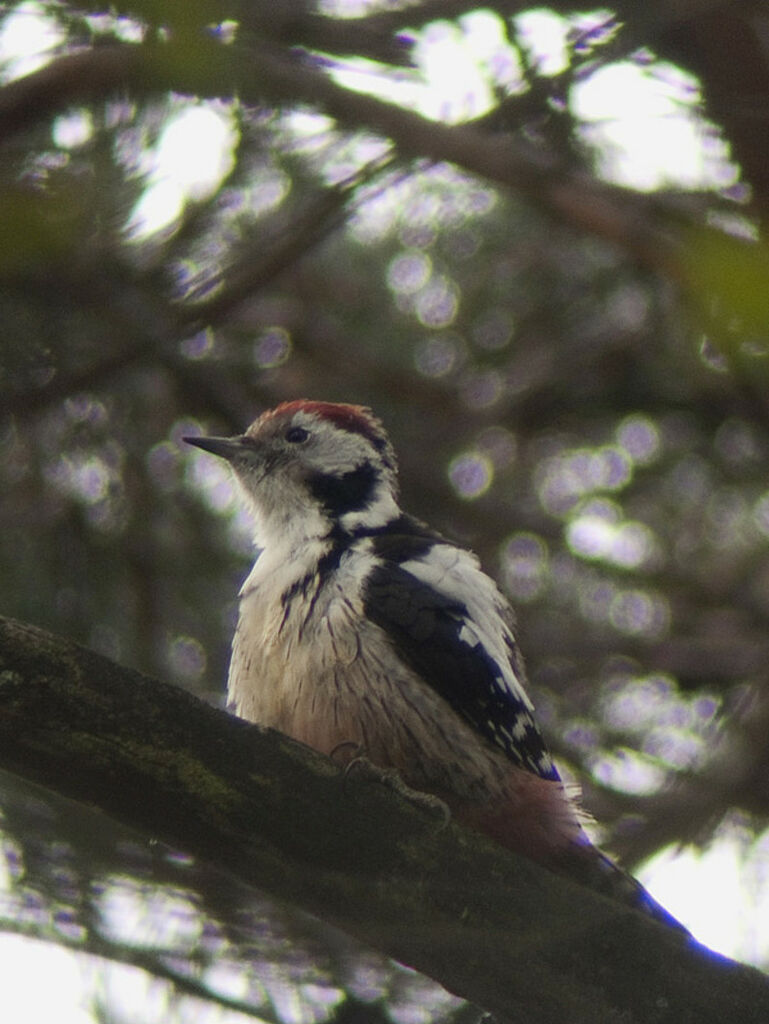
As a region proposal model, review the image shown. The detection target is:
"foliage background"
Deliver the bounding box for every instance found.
[2,0,769,1019]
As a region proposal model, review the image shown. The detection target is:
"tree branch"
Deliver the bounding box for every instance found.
[6,32,769,341]
[0,914,284,1022]
[0,38,675,267]
[0,615,768,1023]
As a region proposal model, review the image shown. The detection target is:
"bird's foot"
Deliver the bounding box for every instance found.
[334,745,451,828]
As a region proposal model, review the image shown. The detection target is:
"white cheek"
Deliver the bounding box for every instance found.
[305,423,372,474]
[235,469,327,549]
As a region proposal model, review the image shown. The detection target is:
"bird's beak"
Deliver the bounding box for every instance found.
[184,434,246,462]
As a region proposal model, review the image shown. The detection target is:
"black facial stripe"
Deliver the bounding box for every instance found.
[308,461,379,517]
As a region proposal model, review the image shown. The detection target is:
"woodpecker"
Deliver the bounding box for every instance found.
[185,400,685,931]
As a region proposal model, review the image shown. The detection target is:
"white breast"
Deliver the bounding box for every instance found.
[227,538,520,805]
[228,539,375,742]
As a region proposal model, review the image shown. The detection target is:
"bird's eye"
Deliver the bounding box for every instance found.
[285,426,310,444]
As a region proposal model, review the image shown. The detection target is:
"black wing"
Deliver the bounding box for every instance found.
[361,523,558,781]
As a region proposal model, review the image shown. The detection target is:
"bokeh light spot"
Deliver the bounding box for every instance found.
[501,533,549,601]
[53,109,94,149]
[166,634,207,682]
[592,749,668,795]
[567,506,658,569]
[146,441,181,492]
[253,326,292,368]
[460,368,504,409]
[128,103,238,238]
[415,275,459,328]
[477,426,517,468]
[715,418,762,465]
[414,334,464,378]
[609,588,669,637]
[180,330,214,360]
[387,251,432,295]
[46,453,112,504]
[616,414,660,464]
[448,452,493,499]
[0,2,65,80]
[64,394,108,426]
[472,307,514,350]
[536,445,633,515]
[186,447,238,513]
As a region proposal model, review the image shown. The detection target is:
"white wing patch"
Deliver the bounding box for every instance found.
[401,545,536,714]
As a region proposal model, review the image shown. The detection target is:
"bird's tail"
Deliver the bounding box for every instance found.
[558,841,690,934]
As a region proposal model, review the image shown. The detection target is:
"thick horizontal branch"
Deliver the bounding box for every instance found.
[0,37,673,269]
[6,31,769,341]
[0,615,768,1023]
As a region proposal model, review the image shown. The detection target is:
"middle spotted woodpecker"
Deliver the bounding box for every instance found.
[186,400,686,932]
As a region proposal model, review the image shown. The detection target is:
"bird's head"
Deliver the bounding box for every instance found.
[185,400,400,543]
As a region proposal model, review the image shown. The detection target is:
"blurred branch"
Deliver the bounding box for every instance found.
[0,159,385,423]
[2,615,769,1024]
[177,152,401,328]
[0,45,145,136]
[587,691,769,867]
[231,42,675,268]
[0,914,284,1022]
[0,36,678,267]
[67,0,417,65]
[237,4,416,65]
[4,32,768,343]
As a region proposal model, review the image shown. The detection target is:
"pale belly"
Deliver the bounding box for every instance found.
[227,583,509,802]
[227,571,584,859]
